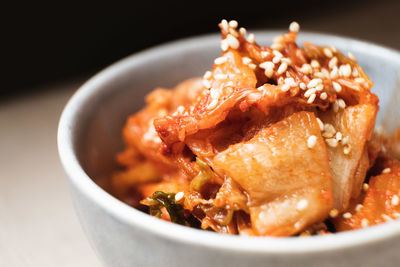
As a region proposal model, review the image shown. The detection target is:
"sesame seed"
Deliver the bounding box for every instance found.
[257,85,265,91]
[343,144,351,155]
[203,71,212,79]
[284,77,294,84]
[259,61,274,69]
[229,28,239,37]
[214,74,227,80]
[261,51,270,58]
[281,58,292,65]
[307,135,317,148]
[332,81,342,93]
[300,63,312,74]
[175,191,184,202]
[320,92,328,100]
[207,98,219,110]
[228,20,238,28]
[247,33,255,43]
[300,82,306,90]
[248,63,256,69]
[210,88,220,99]
[324,123,336,134]
[363,183,369,191]
[343,212,352,219]
[242,57,252,65]
[221,19,229,32]
[214,57,227,65]
[220,39,229,51]
[277,62,288,75]
[311,60,320,68]
[361,218,369,228]
[339,64,352,77]
[285,77,297,87]
[177,105,185,113]
[289,21,300,32]
[296,199,308,210]
[322,131,335,138]
[352,68,359,77]
[315,84,324,91]
[307,93,316,104]
[226,34,240,49]
[326,138,338,147]
[321,68,330,76]
[341,136,349,145]
[259,62,275,78]
[330,66,339,79]
[355,77,365,83]
[281,83,291,92]
[239,27,247,36]
[348,52,356,61]
[264,68,274,78]
[330,46,337,52]
[323,47,333,58]
[304,88,317,98]
[329,57,338,69]
[329,209,339,218]
[313,72,326,79]
[307,78,322,88]
[272,56,281,64]
[355,204,363,212]
[337,99,346,109]
[382,168,391,174]
[273,50,283,58]
[394,213,400,218]
[202,79,211,88]
[382,214,392,221]
[392,195,399,206]
[335,131,342,141]
[271,43,283,50]
[316,118,324,131]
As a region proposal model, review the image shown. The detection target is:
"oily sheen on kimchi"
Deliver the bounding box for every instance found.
[111,20,400,237]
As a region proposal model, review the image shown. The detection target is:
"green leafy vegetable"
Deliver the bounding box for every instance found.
[190,158,213,192]
[142,191,186,225]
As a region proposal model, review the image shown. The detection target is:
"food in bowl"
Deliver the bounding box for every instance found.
[110,20,400,237]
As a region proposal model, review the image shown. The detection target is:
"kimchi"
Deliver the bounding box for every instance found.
[111,20,400,236]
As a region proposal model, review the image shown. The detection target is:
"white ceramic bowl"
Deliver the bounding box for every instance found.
[58,31,400,267]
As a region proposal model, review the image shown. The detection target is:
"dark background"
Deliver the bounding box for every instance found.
[2,0,399,98]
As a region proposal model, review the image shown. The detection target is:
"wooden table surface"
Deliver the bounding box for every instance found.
[0,81,102,267]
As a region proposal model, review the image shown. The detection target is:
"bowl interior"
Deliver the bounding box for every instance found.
[68,31,400,244]
[76,34,220,187]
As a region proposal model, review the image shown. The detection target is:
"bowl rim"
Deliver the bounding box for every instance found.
[58,30,400,254]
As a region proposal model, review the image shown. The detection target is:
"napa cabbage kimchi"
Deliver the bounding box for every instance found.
[111,20,400,236]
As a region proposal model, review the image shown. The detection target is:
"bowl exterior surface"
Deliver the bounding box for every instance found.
[59,31,400,267]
